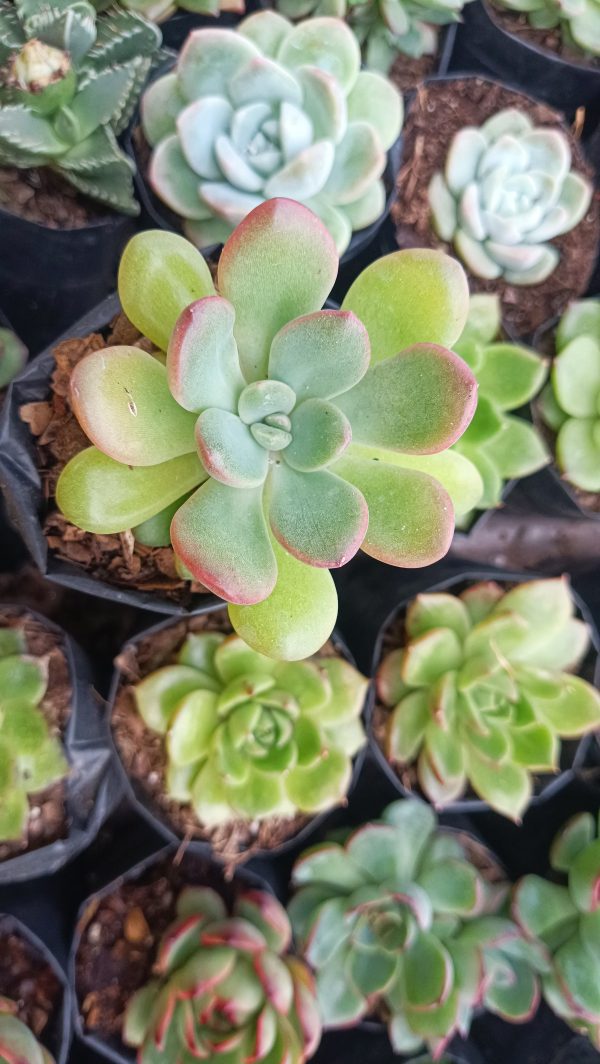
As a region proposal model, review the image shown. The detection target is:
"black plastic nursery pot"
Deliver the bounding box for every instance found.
[0,293,220,617]
[368,566,600,817]
[0,911,73,1064]
[0,604,117,885]
[158,5,246,49]
[0,204,135,358]
[69,844,275,1064]
[449,0,600,129]
[391,73,600,340]
[312,1026,483,1064]
[106,604,370,870]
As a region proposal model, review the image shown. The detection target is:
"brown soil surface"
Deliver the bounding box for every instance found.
[0,607,72,863]
[0,167,103,228]
[0,923,63,1047]
[389,50,438,93]
[391,78,600,337]
[489,2,600,69]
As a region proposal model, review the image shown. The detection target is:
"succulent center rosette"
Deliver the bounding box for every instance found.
[56,200,477,659]
[377,577,600,820]
[289,799,546,1057]
[0,999,55,1064]
[428,108,593,285]
[123,886,321,1064]
[133,630,367,825]
[538,297,600,494]
[142,10,403,253]
[513,811,600,1048]
[0,625,68,842]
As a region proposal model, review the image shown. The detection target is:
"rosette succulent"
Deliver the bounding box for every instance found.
[493,0,600,57]
[0,626,68,841]
[133,630,367,825]
[513,811,600,1047]
[55,201,478,660]
[0,1003,54,1064]
[376,577,600,820]
[123,886,321,1064]
[0,0,162,214]
[0,327,27,390]
[429,108,593,285]
[452,293,549,521]
[289,799,545,1056]
[141,11,402,253]
[538,298,600,494]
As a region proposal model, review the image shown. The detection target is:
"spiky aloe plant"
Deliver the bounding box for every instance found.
[429,108,593,285]
[513,812,600,1048]
[376,577,600,820]
[55,201,478,660]
[123,886,321,1064]
[141,11,403,253]
[0,0,162,214]
[538,298,600,494]
[134,631,367,825]
[0,1001,55,1064]
[289,799,545,1057]
[0,327,27,390]
[0,625,69,841]
[493,0,600,57]
[452,293,549,522]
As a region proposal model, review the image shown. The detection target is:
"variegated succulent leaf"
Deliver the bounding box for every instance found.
[56,208,477,658]
[538,297,600,493]
[513,811,600,1048]
[0,1008,56,1064]
[493,0,600,56]
[0,326,27,389]
[123,885,321,1064]
[133,630,367,825]
[377,577,600,821]
[428,108,593,285]
[289,798,541,1054]
[142,11,403,253]
[0,0,161,213]
[452,293,549,520]
[0,625,68,843]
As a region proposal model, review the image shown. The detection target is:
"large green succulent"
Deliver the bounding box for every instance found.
[55,203,479,660]
[289,799,545,1056]
[0,626,68,841]
[513,812,600,1048]
[538,298,600,494]
[133,630,367,826]
[124,886,321,1064]
[429,108,592,285]
[493,0,600,57]
[452,293,549,522]
[376,577,600,820]
[0,0,161,214]
[141,11,402,253]
[0,1002,55,1064]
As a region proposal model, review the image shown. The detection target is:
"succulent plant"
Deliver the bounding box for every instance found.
[452,293,549,520]
[141,11,402,253]
[538,298,600,494]
[0,626,69,841]
[0,1000,55,1064]
[493,0,600,57]
[376,577,600,820]
[513,811,600,1048]
[0,327,27,390]
[429,108,593,285]
[95,0,244,25]
[0,0,162,214]
[289,799,545,1056]
[55,202,478,660]
[123,885,321,1064]
[133,630,367,825]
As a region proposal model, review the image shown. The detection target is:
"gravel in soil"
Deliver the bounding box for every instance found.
[0,167,103,229]
[488,2,600,68]
[0,924,63,1047]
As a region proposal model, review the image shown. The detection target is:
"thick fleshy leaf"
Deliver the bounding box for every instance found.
[551,813,596,872]
[264,140,335,199]
[557,299,600,351]
[487,416,550,479]
[141,72,183,146]
[346,70,402,152]
[229,533,337,659]
[407,592,471,641]
[177,29,259,100]
[387,691,429,763]
[296,66,347,145]
[118,230,215,352]
[418,858,479,915]
[335,454,454,567]
[553,336,600,418]
[195,409,268,487]
[229,55,302,108]
[149,135,208,220]
[176,96,233,181]
[337,345,476,454]
[351,443,484,517]
[477,343,548,409]
[512,876,578,938]
[342,249,469,363]
[555,931,600,1015]
[276,17,361,93]
[238,11,294,57]
[268,310,370,400]
[466,749,532,821]
[218,199,338,382]
[268,463,367,566]
[285,747,351,811]
[557,418,600,493]
[171,479,276,604]
[323,122,384,206]
[135,664,211,733]
[56,447,206,534]
[403,932,453,1009]
[342,180,386,230]
[70,346,197,466]
[402,627,463,686]
[167,296,245,414]
[316,958,366,1025]
[284,400,351,471]
[569,838,600,913]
